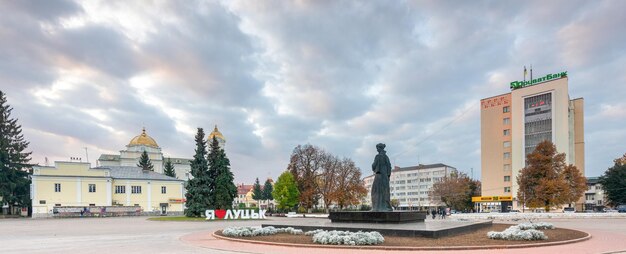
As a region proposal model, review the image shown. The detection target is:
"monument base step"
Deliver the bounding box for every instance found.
[328,211,427,223]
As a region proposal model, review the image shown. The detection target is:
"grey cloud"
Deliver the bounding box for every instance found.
[1,0,625,183]
[1,0,82,22]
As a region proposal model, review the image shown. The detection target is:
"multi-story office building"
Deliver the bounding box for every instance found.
[363,163,455,210]
[480,71,584,211]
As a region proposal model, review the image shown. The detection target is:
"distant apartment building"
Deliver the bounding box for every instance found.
[234,181,275,210]
[584,177,607,211]
[363,163,455,210]
[479,71,584,212]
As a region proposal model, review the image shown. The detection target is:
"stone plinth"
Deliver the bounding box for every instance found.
[329,211,427,224]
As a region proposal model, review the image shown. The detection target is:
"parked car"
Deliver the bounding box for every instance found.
[563,207,576,213]
[617,205,626,213]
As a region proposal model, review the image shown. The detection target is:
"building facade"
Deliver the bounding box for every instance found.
[480,71,584,211]
[31,161,185,218]
[98,126,226,180]
[584,177,607,211]
[233,181,275,209]
[363,163,455,210]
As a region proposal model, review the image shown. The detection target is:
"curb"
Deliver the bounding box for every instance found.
[211,229,591,251]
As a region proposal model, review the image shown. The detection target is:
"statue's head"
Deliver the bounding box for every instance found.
[376,143,386,151]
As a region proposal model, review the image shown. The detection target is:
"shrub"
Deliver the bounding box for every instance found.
[487,225,548,241]
[222,226,303,237]
[309,230,384,245]
[517,222,555,230]
[222,227,385,245]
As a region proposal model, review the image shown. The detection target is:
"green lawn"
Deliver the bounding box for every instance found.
[147,216,264,221]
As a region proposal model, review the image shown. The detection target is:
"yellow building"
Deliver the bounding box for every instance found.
[31,161,185,218]
[479,71,584,212]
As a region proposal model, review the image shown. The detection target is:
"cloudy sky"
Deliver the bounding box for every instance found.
[1,0,625,183]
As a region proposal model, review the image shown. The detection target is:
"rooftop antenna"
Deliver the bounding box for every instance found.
[44,157,49,166]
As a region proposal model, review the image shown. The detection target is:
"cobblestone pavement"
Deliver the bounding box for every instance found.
[2,216,626,253]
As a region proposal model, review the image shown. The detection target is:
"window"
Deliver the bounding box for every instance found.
[503,141,511,148]
[55,204,61,207]
[504,187,511,193]
[161,186,167,194]
[503,129,510,136]
[115,186,126,194]
[54,183,61,192]
[39,200,46,204]
[131,186,142,194]
[89,203,95,206]
[504,176,511,182]
[503,117,510,125]
[504,164,511,170]
[504,152,511,159]
[88,184,96,193]
[503,106,510,113]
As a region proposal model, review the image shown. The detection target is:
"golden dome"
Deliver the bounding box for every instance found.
[208,125,225,141]
[128,127,159,148]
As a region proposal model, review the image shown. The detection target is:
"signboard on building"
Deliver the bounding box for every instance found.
[471,196,513,202]
[510,71,567,90]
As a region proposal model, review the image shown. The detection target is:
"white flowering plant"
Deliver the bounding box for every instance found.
[309,230,385,245]
[487,222,555,241]
[222,226,303,237]
[221,227,385,246]
[517,222,555,230]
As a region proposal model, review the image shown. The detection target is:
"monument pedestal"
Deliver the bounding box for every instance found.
[329,211,426,224]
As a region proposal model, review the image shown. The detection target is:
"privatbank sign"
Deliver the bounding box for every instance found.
[510,71,567,90]
[205,209,267,220]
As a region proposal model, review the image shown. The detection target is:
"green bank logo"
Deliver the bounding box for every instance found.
[510,71,567,90]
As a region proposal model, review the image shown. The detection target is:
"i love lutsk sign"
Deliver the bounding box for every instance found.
[205,209,267,220]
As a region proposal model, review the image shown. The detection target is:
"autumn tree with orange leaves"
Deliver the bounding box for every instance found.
[288,144,366,212]
[517,140,586,211]
[430,170,481,211]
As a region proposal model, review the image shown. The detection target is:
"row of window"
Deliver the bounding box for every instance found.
[55,183,97,193]
[54,183,167,194]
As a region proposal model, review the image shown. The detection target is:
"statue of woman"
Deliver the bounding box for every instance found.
[371,143,393,212]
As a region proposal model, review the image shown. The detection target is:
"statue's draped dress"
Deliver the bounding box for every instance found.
[371,152,393,211]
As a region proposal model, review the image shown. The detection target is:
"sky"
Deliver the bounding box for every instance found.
[1,0,625,184]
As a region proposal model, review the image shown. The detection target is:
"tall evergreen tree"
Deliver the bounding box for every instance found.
[163,157,176,178]
[208,136,237,209]
[137,150,154,171]
[262,178,274,202]
[252,177,263,201]
[0,91,32,213]
[185,128,211,217]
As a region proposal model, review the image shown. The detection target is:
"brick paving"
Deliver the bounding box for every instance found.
[1,216,625,253]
